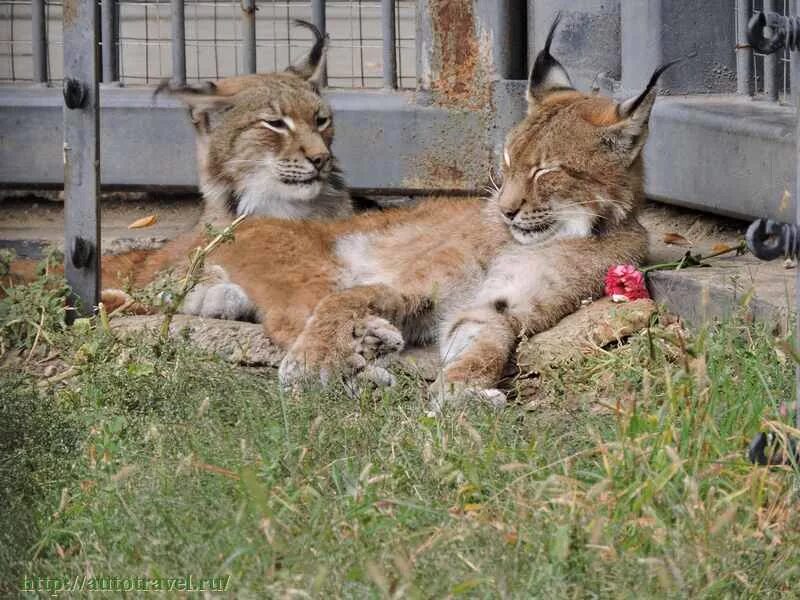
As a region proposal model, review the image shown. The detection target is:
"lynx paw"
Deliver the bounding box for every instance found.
[278,316,404,390]
[181,282,260,322]
[427,377,507,415]
[351,316,404,360]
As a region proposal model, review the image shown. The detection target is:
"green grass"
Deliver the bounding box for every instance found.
[2,270,800,597]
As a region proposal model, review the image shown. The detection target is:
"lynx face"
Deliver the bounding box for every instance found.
[495,15,674,245]
[204,76,338,212]
[159,20,351,223]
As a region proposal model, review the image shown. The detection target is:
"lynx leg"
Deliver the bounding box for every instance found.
[278,284,423,388]
[430,307,518,412]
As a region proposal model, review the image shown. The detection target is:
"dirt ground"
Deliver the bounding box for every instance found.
[0,190,749,264]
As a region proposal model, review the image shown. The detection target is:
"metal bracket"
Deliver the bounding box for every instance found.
[745,218,800,261]
[749,432,799,466]
[747,10,800,54]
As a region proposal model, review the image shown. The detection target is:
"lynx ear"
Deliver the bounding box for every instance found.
[286,19,328,88]
[602,60,680,163]
[154,80,235,135]
[527,13,573,105]
[154,80,235,112]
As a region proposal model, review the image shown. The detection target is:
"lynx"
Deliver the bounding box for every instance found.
[159,19,353,226]
[106,17,670,405]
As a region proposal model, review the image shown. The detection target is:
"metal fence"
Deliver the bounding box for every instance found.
[737,0,793,102]
[0,0,416,88]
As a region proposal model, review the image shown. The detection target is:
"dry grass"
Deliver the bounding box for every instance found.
[1,260,800,597]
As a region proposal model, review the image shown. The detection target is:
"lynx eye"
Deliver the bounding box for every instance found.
[316,115,331,131]
[262,118,288,133]
[529,165,560,182]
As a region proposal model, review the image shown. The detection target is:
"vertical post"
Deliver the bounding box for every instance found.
[62,0,101,318]
[31,0,48,84]
[241,0,256,74]
[794,0,800,431]
[171,0,186,84]
[381,0,397,89]
[101,0,118,83]
[737,0,754,96]
[765,0,780,101]
[311,0,327,86]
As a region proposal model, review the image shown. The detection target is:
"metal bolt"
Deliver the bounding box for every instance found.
[62,78,87,109]
[70,236,95,268]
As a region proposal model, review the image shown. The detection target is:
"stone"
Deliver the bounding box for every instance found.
[111,314,442,376]
[516,297,657,375]
[111,314,285,367]
[112,299,657,381]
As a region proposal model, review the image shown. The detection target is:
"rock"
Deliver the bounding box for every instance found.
[112,299,655,380]
[111,314,442,376]
[516,298,657,374]
[112,314,285,367]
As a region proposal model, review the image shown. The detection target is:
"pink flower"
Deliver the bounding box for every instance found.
[604,264,650,301]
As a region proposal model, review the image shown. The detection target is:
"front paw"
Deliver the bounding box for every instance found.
[427,376,507,415]
[278,316,405,391]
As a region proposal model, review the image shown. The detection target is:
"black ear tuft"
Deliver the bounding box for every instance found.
[603,60,681,164]
[286,19,329,87]
[527,12,573,103]
[617,59,681,118]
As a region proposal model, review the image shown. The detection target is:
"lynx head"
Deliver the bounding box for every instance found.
[496,14,676,244]
[158,20,350,222]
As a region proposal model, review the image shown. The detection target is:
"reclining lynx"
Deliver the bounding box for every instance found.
[160,19,353,226]
[108,18,668,403]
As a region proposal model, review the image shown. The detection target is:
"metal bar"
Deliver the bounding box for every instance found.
[765,0,780,101]
[63,0,101,318]
[794,0,800,430]
[31,0,47,83]
[381,0,397,89]
[241,0,256,74]
[794,1,800,109]
[101,0,118,83]
[311,0,327,86]
[737,0,754,96]
[170,0,186,84]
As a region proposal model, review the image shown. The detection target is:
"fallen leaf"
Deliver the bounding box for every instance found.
[711,243,734,254]
[663,232,692,246]
[128,214,157,229]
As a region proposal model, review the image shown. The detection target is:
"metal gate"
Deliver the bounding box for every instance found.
[1,0,522,193]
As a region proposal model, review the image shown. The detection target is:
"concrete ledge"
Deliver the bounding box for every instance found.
[3,87,797,222]
[0,86,491,192]
[646,95,796,222]
[647,255,795,330]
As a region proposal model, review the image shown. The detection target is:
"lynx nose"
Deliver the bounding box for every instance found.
[503,207,520,220]
[308,151,330,171]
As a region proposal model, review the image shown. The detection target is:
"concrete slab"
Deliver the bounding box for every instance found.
[647,256,796,331]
